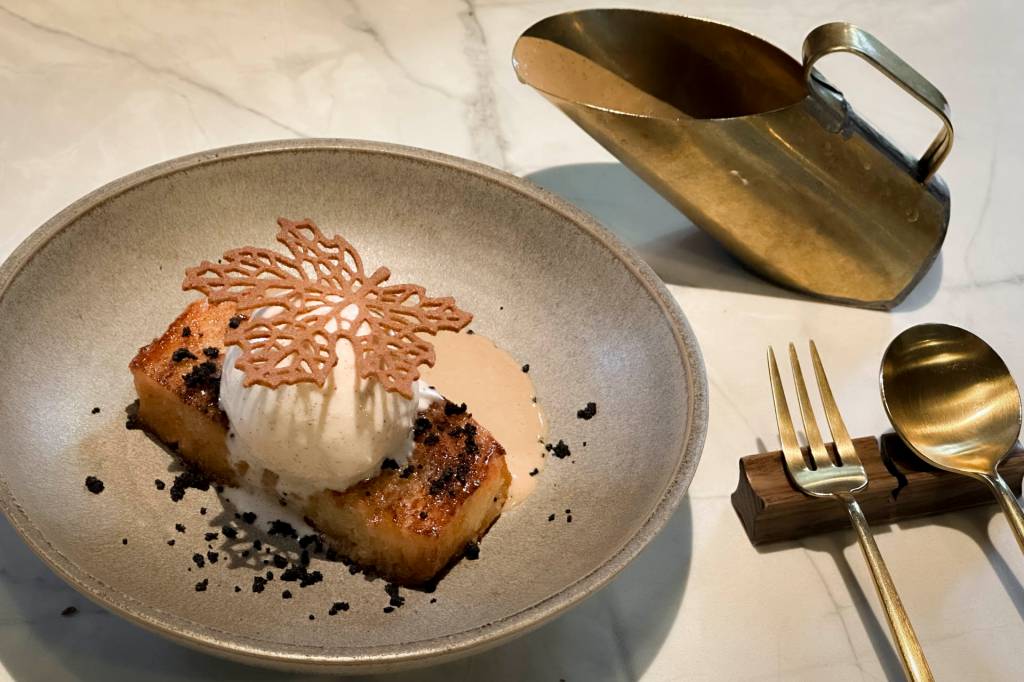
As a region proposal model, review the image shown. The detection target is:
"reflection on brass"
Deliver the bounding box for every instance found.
[513,11,953,308]
[881,324,1024,554]
[770,342,933,681]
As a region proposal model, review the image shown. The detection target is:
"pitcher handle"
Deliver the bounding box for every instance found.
[802,22,953,183]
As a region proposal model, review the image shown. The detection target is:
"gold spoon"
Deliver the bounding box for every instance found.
[881,323,1024,552]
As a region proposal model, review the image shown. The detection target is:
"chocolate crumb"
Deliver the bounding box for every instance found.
[576,402,598,420]
[91,407,101,415]
[273,555,288,569]
[253,539,263,551]
[182,360,219,390]
[400,465,415,479]
[583,441,587,447]
[207,551,219,564]
[175,523,186,533]
[195,579,208,592]
[167,539,175,546]
[413,416,432,438]
[463,541,480,561]
[521,364,530,373]
[551,440,571,459]
[309,614,315,620]
[234,586,241,593]
[241,550,249,558]
[228,315,245,329]
[154,479,165,490]
[84,476,104,494]
[181,326,191,337]
[252,576,267,593]
[467,329,475,335]
[383,606,394,614]
[222,526,238,539]
[328,601,349,615]
[443,401,468,416]
[169,469,210,502]
[192,553,205,568]
[567,515,573,523]
[529,468,539,477]
[204,532,218,541]
[121,538,128,545]
[300,550,310,566]
[268,520,297,539]
[266,571,273,580]
[419,511,428,520]
[202,347,220,359]
[380,458,399,470]
[60,606,77,617]
[241,511,257,524]
[531,396,537,403]
[424,433,439,446]
[171,347,198,362]
[282,590,292,599]
[548,514,555,522]
[565,509,571,514]
[429,598,437,604]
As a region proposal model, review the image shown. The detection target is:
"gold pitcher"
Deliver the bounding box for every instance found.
[513,11,953,308]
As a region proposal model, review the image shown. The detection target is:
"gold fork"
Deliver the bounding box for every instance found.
[769,342,933,682]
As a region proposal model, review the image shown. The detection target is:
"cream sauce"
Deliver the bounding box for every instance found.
[420,331,546,507]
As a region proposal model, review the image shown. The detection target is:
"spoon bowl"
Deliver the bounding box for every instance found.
[881,323,1024,549]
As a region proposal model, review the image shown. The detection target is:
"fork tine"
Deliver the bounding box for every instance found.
[788,343,834,470]
[809,340,860,467]
[768,347,808,475]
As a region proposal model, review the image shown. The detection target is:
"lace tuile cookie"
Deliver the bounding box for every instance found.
[182,218,472,399]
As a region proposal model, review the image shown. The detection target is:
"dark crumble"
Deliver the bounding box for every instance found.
[204,532,218,541]
[328,601,349,615]
[84,476,104,494]
[194,579,208,592]
[383,606,395,614]
[60,606,77,617]
[167,539,175,546]
[400,465,415,479]
[531,396,537,403]
[444,400,468,416]
[169,468,210,502]
[175,523,186,533]
[241,511,257,524]
[181,326,191,338]
[548,513,556,522]
[419,511,428,520]
[154,479,165,491]
[171,347,198,363]
[309,614,315,620]
[192,553,205,569]
[268,520,298,539]
[228,314,246,329]
[463,541,480,561]
[252,576,267,593]
[413,416,432,439]
[91,407,101,414]
[207,551,220,564]
[253,539,263,551]
[577,402,598,420]
[121,538,128,545]
[521,364,530,373]
[466,329,475,335]
[221,526,238,539]
[551,440,571,459]
[281,565,323,587]
[529,468,539,477]
[300,550,311,567]
[282,590,292,599]
[266,571,274,581]
[424,433,439,446]
[234,586,241,593]
[430,598,437,604]
[202,347,220,359]
[385,582,405,608]
[273,555,288,569]
[583,441,587,447]
[199,507,207,516]
[567,515,573,523]
[380,458,399,471]
[182,360,219,391]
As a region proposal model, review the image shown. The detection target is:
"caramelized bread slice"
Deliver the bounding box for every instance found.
[129,299,510,585]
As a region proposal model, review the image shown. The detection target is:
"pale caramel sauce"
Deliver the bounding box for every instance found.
[421,331,547,507]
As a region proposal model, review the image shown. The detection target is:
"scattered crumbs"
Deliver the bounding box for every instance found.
[171,347,198,363]
[181,326,191,338]
[273,555,288,569]
[548,514,555,522]
[582,441,587,447]
[222,526,238,539]
[202,347,220,359]
[60,606,77,617]
[552,440,571,459]
[463,541,480,561]
[282,590,292,599]
[167,539,175,546]
[444,400,468,416]
[234,586,241,593]
[266,571,274,581]
[168,469,210,502]
[192,553,205,569]
[194,579,209,592]
[521,364,530,373]
[429,598,437,604]
[241,511,257,524]
[499,306,504,310]
[400,465,415,479]
[154,479,166,490]
[380,458,399,471]
[252,576,267,593]
[567,515,573,523]
[565,509,571,514]
[121,538,128,545]
[175,523,186,533]
[383,606,395,614]
[241,550,250,558]
[329,601,350,615]
[253,539,263,551]
[528,468,539,477]
[204,532,218,542]
[309,614,315,620]
[199,507,207,516]
[576,402,598,420]
[207,551,220,564]
[467,329,475,335]
[268,520,297,539]
[91,407,101,415]
[182,360,219,390]
[84,476,104,494]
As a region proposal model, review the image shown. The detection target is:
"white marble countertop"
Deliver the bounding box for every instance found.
[1,1,1022,680]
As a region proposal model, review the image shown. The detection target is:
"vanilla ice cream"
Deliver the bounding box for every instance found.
[219,336,439,497]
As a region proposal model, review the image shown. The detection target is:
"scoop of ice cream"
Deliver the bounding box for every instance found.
[219,337,431,497]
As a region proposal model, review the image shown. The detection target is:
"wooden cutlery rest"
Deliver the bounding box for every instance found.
[732,433,1024,545]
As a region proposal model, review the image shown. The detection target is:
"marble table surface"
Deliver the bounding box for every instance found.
[1,1,1022,680]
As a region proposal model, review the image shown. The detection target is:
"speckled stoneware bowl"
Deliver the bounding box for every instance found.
[0,140,707,672]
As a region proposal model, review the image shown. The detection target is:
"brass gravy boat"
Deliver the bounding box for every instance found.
[513,11,953,308]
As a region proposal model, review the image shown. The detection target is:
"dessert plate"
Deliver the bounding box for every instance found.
[0,140,707,672]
